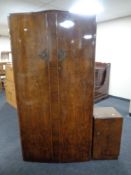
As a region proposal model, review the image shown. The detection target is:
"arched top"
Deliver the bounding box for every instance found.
[9,9,96,20]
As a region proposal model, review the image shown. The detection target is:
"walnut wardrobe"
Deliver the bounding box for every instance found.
[9,10,96,162]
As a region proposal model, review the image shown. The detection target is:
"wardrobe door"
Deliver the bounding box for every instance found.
[9,13,53,162]
[57,12,96,162]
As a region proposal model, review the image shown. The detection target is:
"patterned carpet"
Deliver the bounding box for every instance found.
[0,92,131,175]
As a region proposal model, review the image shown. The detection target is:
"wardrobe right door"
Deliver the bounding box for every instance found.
[57,12,96,162]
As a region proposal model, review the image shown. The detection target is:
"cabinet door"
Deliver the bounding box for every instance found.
[93,118,123,160]
[57,12,96,162]
[9,13,53,162]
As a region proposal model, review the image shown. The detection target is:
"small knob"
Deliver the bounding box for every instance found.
[39,49,49,60]
[96,132,101,136]
[58,49,66,61]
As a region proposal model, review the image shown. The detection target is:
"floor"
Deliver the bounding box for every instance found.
[0,92,131,175]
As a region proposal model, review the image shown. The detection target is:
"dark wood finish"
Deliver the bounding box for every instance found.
[47,13,60,162]
[0,62,6,76]
[9,12,53,162]
[0,62,8,89]
[9,10,96,162]
[94,62,110,102]
[93,107,123,160]
[57,12,96,162]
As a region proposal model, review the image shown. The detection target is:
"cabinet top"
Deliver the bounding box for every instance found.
[94,107,123,119]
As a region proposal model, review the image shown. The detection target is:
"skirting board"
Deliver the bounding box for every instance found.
[110,96,131,117]
[109,95,130,102]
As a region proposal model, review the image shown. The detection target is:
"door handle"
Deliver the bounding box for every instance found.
[39,49,66,61]
[58,49,66,61]
[38,49,49,60]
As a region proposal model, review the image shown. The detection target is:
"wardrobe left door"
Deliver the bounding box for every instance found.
[9,13,53,162]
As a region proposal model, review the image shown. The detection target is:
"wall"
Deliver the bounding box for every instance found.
[0,36,11,62]
[96,16,131,99]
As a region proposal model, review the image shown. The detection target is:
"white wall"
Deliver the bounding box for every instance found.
[96,16,131,99]
[0,36,11,62]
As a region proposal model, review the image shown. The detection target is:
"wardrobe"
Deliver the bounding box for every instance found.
[9,10,96,162]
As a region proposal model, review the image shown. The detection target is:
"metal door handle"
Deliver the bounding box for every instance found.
[58,49,66,61]
[39,49,49,60]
